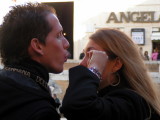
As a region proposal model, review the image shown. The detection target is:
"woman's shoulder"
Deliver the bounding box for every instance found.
[102,87,148,109]
[105,88,152,118]
[98,87,145,109]
[107,88,143,100]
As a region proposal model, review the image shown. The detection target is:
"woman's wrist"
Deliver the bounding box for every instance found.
[89,67,102,80]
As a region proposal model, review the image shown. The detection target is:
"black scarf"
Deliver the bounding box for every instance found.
[4,59,50,93]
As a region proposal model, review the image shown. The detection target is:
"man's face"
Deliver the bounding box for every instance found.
[40,14,70,73]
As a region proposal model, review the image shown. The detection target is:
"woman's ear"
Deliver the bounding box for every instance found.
[29,38,44,55]
[112,57,123,72]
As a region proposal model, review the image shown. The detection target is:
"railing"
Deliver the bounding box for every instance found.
[49,60,160,83]
[144,61,160,73]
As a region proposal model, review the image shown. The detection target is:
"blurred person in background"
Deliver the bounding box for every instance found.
[144,51,150,61]
[53,93,61,109]
[151,49,158,61]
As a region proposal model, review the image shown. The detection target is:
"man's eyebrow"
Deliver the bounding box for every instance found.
[56,26,63,33]
[59,29,63,33]
[56,29,63,35]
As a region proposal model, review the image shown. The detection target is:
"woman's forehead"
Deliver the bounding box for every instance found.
[84,40,104,52]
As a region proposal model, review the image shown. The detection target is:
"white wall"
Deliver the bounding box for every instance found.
[0,0,160,59]
[73,0,160,59]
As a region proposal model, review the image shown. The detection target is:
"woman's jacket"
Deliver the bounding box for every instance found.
[60,65,160,120]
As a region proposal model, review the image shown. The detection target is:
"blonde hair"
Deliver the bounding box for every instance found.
[90,28,160,115]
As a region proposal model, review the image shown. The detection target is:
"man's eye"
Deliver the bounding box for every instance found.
[57,34,61,38]
[57,32,63,38]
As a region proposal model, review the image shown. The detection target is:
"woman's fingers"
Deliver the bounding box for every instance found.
[87,50,108,74]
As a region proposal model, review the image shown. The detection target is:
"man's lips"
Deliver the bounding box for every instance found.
[64,56,68,62]
[64,52,71,62]
[67,52,71,58]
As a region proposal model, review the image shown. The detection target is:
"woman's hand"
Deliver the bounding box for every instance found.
[87,50,108,75]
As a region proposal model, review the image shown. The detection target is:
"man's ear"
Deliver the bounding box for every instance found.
[112,57,123,72]
[29,38,44,55]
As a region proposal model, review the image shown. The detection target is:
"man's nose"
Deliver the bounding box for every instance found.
[63,37,70,49]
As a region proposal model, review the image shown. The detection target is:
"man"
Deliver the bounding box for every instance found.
[53,94,61,108]
[0,3,70,120]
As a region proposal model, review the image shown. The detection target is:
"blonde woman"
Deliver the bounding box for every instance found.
[60,28,160,120]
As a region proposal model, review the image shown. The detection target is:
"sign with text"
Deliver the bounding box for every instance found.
[106,12,160,23]
[131,28,145,45]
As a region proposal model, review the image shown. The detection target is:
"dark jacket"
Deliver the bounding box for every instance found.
[0,60,60,120]
[60,65,160,120]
